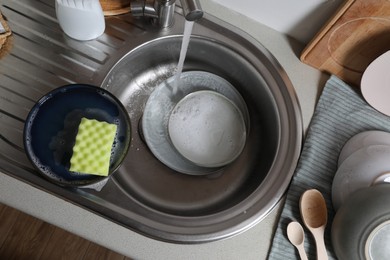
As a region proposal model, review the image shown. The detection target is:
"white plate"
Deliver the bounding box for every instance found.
[332,144,390,210]
[168,90,246,167]
[338,130,390,167]
[361,51,390,116]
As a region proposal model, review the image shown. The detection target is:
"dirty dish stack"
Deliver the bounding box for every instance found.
[142,71,249,175]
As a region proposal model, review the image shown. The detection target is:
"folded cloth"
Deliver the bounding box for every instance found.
[268,75,390,259]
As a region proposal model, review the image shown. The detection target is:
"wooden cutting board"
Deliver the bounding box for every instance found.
[300,0,390,87]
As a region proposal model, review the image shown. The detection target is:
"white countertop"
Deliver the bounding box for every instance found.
[0,1,327,259]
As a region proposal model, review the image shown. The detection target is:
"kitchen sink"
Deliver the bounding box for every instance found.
[0,0,302,243]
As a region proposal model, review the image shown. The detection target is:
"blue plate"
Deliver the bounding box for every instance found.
[24,84,131,187]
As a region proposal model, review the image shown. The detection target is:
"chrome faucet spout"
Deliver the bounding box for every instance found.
[181,0,203,21]
[130,0,203,27]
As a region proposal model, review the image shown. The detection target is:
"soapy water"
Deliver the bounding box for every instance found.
[30,156,64,183]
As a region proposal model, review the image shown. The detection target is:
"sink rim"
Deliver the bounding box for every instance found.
[101,30,303,243]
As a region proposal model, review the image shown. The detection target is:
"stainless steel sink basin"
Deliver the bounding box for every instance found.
[0,0,302,243]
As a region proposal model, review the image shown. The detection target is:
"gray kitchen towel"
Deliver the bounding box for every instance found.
[268,75,390,259]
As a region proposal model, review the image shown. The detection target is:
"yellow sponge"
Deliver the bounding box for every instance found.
[69,118,117,176]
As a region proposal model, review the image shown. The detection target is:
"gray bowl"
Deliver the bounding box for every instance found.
[332,184,390,260]
[142,71,249,175]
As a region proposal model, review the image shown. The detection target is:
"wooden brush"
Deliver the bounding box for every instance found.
[0,11,12,58]
[99,0,131,16]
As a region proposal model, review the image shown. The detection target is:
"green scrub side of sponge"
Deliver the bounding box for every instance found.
[69,117,117,176]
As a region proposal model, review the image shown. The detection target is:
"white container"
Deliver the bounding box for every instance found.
[56,0,105,41]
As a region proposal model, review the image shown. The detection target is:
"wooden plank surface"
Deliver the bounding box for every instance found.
[40,227,91,259]
[0,204,21,248]
[0,203,132,260]
[0,206,56,259]
[301,0,390,87]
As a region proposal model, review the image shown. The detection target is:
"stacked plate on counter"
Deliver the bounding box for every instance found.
[331,130,390,260]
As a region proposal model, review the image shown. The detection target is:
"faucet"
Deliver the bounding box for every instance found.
[131,0,203,28]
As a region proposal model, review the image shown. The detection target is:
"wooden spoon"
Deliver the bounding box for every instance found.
[287,221,308,260]
[300,189,329,260]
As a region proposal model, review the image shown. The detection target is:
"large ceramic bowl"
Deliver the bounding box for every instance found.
[24,84,131,187]
[332,184,390,260]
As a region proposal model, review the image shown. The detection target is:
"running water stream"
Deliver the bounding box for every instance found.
[172,20,195,92]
